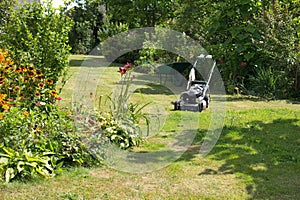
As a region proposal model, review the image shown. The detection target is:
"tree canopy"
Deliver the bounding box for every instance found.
[1,0,299,98]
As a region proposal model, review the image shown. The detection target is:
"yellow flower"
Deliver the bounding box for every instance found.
[0,54,5,63]
[0,113,5,120]
[27,71,35,77]
[49,90,58,97]
[21,67,27,72]
[0,76,5,84]
[36,70,43,76]
[13,86,20,92]
[38,83,45,88]
[35,91,41,97]
[2,104,9,111]
[0,93,7,100]
[15,67,22,73]
[23,111,29,117]
[4,65,12,71]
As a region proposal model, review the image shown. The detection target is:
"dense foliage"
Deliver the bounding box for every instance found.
[68,0,104,54]
[0,49,96,182]
[0,1,72,90]
[0,0,299,183]
[0,2,98,182]
[68,0,299,99]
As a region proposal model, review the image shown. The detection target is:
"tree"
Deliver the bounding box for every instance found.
[68,0,104,54]
[101,0,175,28]
[173,0,299,98]
[1,1,73,88]
[0,0,17,45]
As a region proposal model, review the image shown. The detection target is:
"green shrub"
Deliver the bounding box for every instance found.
[77,63,150,151]
[97,111,144,149]
[0,1,73,90]
[0,3,99,183]
[0,106,96,182]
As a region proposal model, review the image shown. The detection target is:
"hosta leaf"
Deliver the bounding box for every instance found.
[36,167,52,178]
[17,161,25,173]
[25,162,38,168]
[42,152,56,156]
[5,168,15,183]
[0,153,10,158]
[0,157,9,165]
[2,147,15,157]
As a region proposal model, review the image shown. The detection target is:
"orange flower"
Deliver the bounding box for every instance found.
[46,78,53,85]
[36,70,43,76]
[28,65,35,71]
[23,111,29,117]
[27,71,35,77]
[35,91,41,97]
[0,113,5,120]
[50,90,58,97]
[38,83,44,88]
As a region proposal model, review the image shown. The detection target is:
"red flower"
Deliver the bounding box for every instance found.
[123,62,132,70]
[118,67,127,75]
[240,61,247,67]
[56,97,62,101]
[118,62,134,75]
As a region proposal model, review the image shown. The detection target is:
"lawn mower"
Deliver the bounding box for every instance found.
[172,54,216,112]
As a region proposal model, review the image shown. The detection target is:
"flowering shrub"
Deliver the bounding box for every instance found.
[0,50,97,182]
[96,62,150,149]
[1,2,72,89]
[0,49,61,113]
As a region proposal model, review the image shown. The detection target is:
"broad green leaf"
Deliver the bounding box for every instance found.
[0,153,10,158]
[5,168,15,183]
[2,147,15,157]
[17,161,25,173]
[0,157,9,165]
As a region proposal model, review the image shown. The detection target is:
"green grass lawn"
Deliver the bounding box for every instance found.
[0,55,299,200]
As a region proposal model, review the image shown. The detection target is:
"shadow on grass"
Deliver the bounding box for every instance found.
[69,56,109,67]
[179,118,300,199]
[225,95,266,102]
[133,83,174,95]
[69,59,84,66]
[286,99,300,104]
